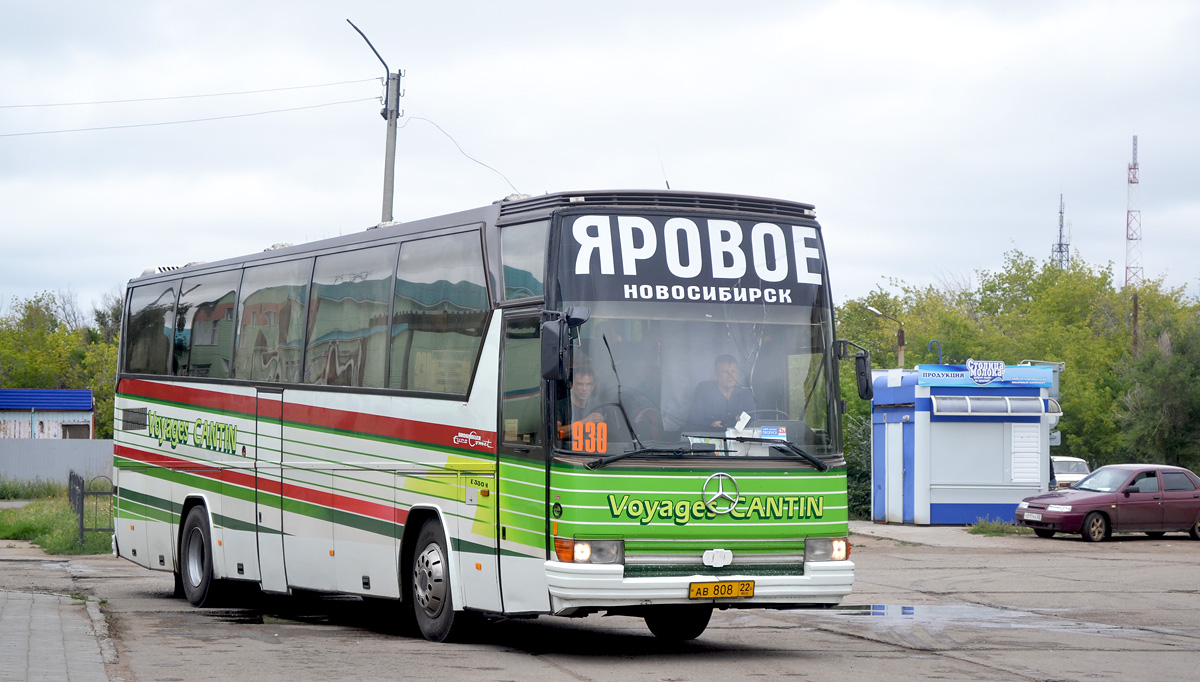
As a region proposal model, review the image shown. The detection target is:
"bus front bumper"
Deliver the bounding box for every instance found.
[544,560,855,614]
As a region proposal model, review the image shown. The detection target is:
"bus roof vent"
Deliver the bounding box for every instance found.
[497,191,816,222]
[264,242,295,250]
[140,265,184,276]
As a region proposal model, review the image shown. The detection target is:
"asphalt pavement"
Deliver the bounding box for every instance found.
[0,521,1061,682]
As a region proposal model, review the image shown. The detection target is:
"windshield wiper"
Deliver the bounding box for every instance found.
[586,445,732,470]
[599,334,644,452]
[683,434,831,472]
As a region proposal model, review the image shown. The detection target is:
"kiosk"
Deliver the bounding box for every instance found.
[871,361,1060,525]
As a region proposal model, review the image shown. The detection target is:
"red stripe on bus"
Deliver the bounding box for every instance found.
[115,445,408,526]
[282,402,496,454]
[120,378,257,415]
[257,394,283,420]
[119,379,496,454]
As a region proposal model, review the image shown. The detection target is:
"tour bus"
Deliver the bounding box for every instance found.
[112,190,873,642]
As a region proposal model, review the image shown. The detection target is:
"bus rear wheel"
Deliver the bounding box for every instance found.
[411,520,463,642]
[644,604,713,641]
[180,506,223,606]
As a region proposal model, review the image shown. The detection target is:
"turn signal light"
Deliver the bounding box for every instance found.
[554,538,575,562]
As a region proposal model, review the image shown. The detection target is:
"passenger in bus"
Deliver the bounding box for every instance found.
[687,354,756,429]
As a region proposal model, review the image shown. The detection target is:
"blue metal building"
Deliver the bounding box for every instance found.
[0,389,95,439]
[871,362,1060,525]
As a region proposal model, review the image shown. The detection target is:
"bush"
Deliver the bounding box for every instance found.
[843,414,872,520]
[968,517,1032,536]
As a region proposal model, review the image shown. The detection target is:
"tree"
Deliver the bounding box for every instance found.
[836,250,1199,514]
[1116,315,1200,469]
[92,286,125,345]
[0,292,83,389]
[0,290,122,438]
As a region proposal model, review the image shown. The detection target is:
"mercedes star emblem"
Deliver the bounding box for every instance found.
[702,472,740,514]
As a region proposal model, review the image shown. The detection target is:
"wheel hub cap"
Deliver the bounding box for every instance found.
[184,528,205,588]
[413,543,447,618]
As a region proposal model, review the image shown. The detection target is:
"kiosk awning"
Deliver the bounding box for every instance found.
[931,396,1061,417]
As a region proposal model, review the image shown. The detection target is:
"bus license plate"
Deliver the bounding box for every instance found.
[1024,512,1042,521]
[689,580,754,599]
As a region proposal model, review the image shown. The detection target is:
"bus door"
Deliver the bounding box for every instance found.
[496,312,552,613]
[255,388,288,593]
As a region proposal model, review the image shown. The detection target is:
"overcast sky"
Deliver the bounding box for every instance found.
[2,1,1198,318]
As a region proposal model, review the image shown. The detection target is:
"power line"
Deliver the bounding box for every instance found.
[0,98,376,138]
[401,116,520,194]
[0,78,379,109]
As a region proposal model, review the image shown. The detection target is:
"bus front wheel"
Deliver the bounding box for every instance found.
[411,520,462,642]
[643,604,713,641]
[180,506,222,607]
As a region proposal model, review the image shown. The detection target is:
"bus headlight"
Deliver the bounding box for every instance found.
[804,537,850,562]
[553,538,624,564]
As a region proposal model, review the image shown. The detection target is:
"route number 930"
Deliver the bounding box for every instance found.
[571,421,608,454]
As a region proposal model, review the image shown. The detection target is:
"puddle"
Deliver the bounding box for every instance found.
[39,561,99,574]
[825,603,1163,640]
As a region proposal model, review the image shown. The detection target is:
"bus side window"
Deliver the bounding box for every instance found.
[500,220,547,300]
[390,231,489,394]
[174,272,240,378]
[304,245,397,388]
[501,316,543,448]
[126,281,180,375]
[233,259,313,383]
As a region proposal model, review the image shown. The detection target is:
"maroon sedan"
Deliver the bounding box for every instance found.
[1016,464,1200,542]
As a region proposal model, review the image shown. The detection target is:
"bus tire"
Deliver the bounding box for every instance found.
[411,520,460,642]
[180,506,222,607]
[644,604,713,641]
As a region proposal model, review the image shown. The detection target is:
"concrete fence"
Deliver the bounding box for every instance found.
[0,439,113,483]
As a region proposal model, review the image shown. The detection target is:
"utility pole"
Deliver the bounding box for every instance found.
[348,20,404,224]
[380,71,402,223]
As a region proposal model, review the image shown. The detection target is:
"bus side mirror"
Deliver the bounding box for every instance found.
[541,318,568,381]
[837,340,873,401]
[541,306,590,381]
[855,353,873,401]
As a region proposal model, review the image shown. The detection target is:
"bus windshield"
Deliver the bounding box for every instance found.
[552,211,839,462]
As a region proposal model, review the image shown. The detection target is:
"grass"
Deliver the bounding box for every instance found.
[968,516,1033,536]
[0,480,114,554]
[0,476,66,500]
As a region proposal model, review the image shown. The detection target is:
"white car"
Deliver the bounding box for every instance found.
[1051,456,1091,488]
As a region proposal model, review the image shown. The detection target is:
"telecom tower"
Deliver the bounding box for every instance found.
[1125,135,1142,287]
[1051,193,1070,268]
